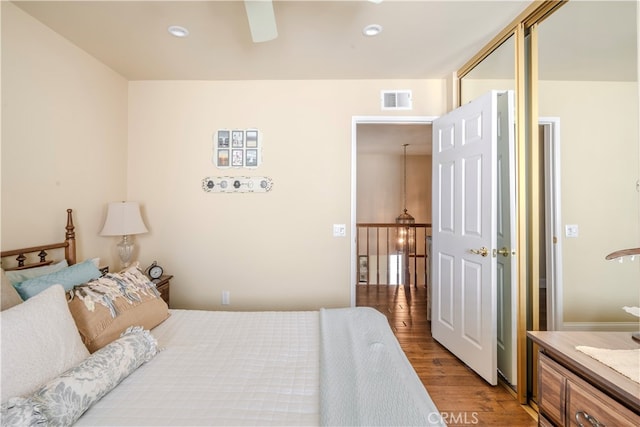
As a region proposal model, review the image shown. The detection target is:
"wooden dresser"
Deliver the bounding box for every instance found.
[528,331,640,426]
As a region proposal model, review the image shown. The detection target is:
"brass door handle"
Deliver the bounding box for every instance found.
[496,247,512,257]
[470,247,489,257]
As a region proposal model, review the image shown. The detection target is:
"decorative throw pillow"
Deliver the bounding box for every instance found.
[4,259,68,285]
[0,285,89,403]
[0,327,158,427]
[1,269,23,311]
[68,266,169,352]
[12,259,102,300]
[0,397,45,426]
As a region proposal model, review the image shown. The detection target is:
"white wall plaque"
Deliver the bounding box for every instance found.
[202,176,273,193]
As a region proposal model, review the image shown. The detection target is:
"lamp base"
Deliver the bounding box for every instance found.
[117,235,134,268]
[632,332,640,343]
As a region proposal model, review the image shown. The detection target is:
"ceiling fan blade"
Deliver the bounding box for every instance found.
[244,0,278,43]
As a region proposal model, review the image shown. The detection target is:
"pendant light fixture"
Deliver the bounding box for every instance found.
[395,143,415,285]
[396,143,416,254]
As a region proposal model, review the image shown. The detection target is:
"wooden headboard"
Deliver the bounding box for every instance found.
[1,209,77,271]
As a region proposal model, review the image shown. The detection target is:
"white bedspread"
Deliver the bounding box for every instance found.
[76,309,319,426]
[320,307,445,426]
[75,307,443,426]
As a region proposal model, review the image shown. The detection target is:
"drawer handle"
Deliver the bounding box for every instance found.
[575,411,605,427]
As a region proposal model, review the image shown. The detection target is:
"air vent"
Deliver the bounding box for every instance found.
[381,90,412,110]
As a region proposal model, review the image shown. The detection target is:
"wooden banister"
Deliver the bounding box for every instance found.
[356,223,432,287]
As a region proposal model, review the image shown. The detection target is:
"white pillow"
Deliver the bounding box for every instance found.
[0,285,89,403]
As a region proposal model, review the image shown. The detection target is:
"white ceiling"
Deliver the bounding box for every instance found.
[11,0,532,81]
[9,1,637,155]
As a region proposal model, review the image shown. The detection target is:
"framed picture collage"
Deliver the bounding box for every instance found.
[214,129,261,169]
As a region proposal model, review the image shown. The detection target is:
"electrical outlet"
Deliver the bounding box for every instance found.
[222,291,230,305]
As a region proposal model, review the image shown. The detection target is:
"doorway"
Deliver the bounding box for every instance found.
[351,107,519,388]
[350,115,435,306]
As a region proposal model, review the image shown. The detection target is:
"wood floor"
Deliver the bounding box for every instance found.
[356,284,537,427]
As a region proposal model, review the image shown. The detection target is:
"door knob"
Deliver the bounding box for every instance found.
[470,247,489,257]
[496,247,511,257]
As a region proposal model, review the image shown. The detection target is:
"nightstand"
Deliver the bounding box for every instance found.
[154,275,172,307]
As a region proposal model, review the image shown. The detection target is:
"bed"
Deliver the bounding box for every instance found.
[1,209,445,426]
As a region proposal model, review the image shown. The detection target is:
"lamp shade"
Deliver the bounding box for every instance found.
[100,202,148,236]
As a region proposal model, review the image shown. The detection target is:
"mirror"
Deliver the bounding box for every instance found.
[537,0,639,331]
[459,34,518,388]
[460,35,515,104]
[457,0,639,404]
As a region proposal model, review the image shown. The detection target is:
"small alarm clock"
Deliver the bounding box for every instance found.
[145,261,164,281]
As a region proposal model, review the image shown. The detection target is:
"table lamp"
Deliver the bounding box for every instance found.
[100,201,148,269]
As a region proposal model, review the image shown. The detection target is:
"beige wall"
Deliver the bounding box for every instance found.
[1,3,128,264]
[357,154,432,224]
[4,1,636,323]
[127,80,446,310]
[539,80,640,325]
[15,0,633,325]
[1,2,448,311]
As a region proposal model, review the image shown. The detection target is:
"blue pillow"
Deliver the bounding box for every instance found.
[13,260,101,300]
[4,260,68,285]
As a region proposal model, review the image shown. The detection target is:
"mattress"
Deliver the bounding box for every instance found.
[75,307,444,427]
[76,309,320,426]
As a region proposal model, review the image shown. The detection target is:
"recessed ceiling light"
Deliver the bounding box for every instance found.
[168,25,189,38]
[362,24,382,37]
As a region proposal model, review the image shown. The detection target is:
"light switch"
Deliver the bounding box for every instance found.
[565,224,579,238]
[333,224,346,237]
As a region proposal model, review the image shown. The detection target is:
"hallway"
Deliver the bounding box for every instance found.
[356,284,536,426]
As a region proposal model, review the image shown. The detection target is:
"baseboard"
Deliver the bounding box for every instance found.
[561,322,639,332]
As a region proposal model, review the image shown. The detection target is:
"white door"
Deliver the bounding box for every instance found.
[431,90,514,385]
[495,92,517,386]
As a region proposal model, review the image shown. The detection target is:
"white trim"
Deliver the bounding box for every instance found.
[350,115,438,307]
[562,322,639,332]
[540,117,563,330]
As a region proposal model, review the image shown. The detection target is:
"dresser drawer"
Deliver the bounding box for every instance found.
[539,351,640,427]
[538,353,566,426]
[538,413,554,427]
[567,377,639,427]
[529,332,640,427]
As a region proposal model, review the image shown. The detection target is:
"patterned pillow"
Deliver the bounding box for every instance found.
[68,266,169,352]
[0,397,45,426]
[0,327,158,427]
